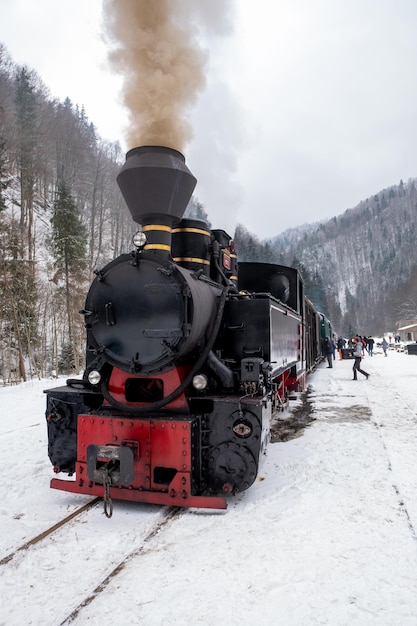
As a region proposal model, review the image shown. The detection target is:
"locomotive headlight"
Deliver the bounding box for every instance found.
[192,373,208,391]
[132,230,147,249]
[88,370,101,386]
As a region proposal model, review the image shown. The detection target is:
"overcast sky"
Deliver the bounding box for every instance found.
[1,0,417,238]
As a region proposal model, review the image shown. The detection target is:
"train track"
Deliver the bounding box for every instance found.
[60,506,182,625]
[0,497,183,626]
[0,497,101,566]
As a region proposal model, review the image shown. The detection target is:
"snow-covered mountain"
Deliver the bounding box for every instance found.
[269,179,417,335]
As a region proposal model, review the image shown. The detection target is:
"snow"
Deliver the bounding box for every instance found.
[1,347,417,625]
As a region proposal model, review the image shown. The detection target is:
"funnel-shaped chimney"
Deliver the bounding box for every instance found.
[117,146,197,227]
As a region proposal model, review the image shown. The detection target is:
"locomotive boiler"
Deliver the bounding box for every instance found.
[45,145,308,513]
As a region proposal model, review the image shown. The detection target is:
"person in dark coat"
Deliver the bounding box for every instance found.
[367,336,375,356]
[323,337,334,368]
[337,336,346,360]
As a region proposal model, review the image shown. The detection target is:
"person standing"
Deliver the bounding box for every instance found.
[323,337,334,368]
[382,337,388,356]
[367,336,375,356]
[331,337,337,360]
[337,336,346,360]
[352,338,370,380]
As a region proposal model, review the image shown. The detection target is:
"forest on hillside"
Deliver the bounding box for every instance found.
[0,44,136,382]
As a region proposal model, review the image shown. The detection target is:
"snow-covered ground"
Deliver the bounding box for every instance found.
[1,346,417,625]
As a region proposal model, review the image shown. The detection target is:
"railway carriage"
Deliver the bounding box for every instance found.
[319,311,334,355]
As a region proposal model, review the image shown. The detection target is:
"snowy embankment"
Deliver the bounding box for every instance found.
[1,348,417,625]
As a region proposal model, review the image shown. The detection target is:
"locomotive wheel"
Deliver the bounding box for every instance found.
[208,442,257,493]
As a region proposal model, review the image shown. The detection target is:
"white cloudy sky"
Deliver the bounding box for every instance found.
[1,0,417,238]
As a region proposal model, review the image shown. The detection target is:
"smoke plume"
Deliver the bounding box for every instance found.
[102,0,233,151]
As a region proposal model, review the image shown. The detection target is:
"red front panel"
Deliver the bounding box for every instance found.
[76,414,192,493]
[51,412,227,509]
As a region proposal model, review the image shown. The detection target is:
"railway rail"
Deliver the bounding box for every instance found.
[0,495,183,625]
[0,497,101,566]
[60,506,182,625]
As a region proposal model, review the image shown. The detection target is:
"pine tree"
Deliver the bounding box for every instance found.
[0,217,38,381]
[50,181,87,372]
[15,66,38,261]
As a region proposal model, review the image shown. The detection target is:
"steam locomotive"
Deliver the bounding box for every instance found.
[45,145,328,513]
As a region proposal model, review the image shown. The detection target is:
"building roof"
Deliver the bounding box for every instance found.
[398,324,417,331]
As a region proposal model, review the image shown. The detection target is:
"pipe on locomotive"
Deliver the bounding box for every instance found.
[117,145,197,253]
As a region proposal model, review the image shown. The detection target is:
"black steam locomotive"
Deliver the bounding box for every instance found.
[45,146,325,513]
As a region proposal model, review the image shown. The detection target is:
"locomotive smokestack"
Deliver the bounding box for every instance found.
[117,146,197,252]
[117,145,197,254]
